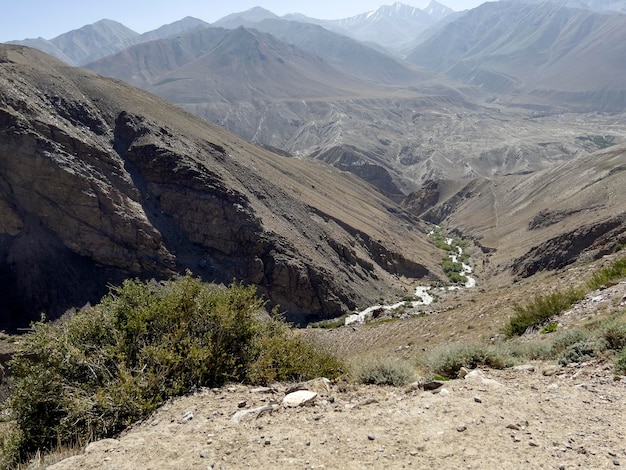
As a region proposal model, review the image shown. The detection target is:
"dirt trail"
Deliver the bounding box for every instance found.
[47,362,625,470]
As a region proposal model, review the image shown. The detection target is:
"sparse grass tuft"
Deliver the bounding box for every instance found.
[594,318,626,351]
[615,349,626,375]
[420,343,508,379]
[307,314,349,329]
[350,356,416,386]
[494,341,554,362]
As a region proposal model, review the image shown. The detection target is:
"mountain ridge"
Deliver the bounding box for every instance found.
[0,44,444,330]
[407,1,626,111]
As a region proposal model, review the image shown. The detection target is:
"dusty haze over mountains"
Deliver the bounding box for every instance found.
[3,4,626,469]
[2,1,626,328]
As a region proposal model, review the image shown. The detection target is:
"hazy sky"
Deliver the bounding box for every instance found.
[0,0,486,42]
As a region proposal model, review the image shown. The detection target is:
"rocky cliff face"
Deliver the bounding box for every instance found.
[0,45,443,330]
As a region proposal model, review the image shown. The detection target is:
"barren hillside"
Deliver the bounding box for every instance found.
[0,44,443,330]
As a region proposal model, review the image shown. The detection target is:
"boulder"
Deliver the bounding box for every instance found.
[282,390,318,407]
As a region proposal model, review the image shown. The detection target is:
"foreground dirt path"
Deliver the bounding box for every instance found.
[48,361,625,470]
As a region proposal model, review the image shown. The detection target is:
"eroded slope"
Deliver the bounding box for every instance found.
[0,45,443,330]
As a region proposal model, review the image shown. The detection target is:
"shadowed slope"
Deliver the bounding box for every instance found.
[0,44,444,330]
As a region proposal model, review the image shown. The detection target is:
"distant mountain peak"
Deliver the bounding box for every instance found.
[213,6,279,28]
[362,2,427,21]
[332,1,453,52]
[424,0,455,18]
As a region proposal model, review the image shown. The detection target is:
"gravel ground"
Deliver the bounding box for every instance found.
[47,360,626,470]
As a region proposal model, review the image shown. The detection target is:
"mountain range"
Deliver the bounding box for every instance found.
[2,2,626,329]
[50,2,620,196]
[7,17,210,66]
[408,1,626,111]
[0,44,447,330]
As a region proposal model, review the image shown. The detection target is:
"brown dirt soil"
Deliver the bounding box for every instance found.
[44,361,625,470]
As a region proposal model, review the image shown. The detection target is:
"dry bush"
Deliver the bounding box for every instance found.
[350,355,416,386]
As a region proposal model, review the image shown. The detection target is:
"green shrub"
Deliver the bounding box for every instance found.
[248,319,344,384]
[588,256,626,290]
[308,314,349,329]
[350,356,415,386]
[557,339,602,365]
[548,321,626,365]
[441,259,468,284]
[434,239,453,251]
[595,319,626,351]
[550,328,587,355]
[3,274,343,466]
[540,323,558,334]
[615,349,626,375]
[504,287,585,337]
[421,343,507,379]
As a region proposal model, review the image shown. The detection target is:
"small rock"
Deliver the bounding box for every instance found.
[458,367,470,378]
[559,465,566,470]
[422,380,446,391]
[264,440,271,446]
[282,390,318,407]
[474,397,482,403]
[85,439,119,454]
[542,365,560,376]
[358,398,379,406]
[614,461,621,466]
[181,411,194,422]
[368,434,376,441]
[405,381,422,392]
[506,424,520,431]
[465,369,503,387]
[237,400,247,408]
[302,377,332,394]
[529,441,538,447]
[231,405,278,422]
[513,364,535,372]
[250,386,277,394]
[457,425,467,432]
[609,451,618,457]
[465,369,485,379]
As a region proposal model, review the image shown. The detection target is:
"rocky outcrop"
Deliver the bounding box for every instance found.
[0,45,443,330]
[512,217,626,277]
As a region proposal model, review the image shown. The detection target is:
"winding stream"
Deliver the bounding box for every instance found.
[344,237,475,326]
